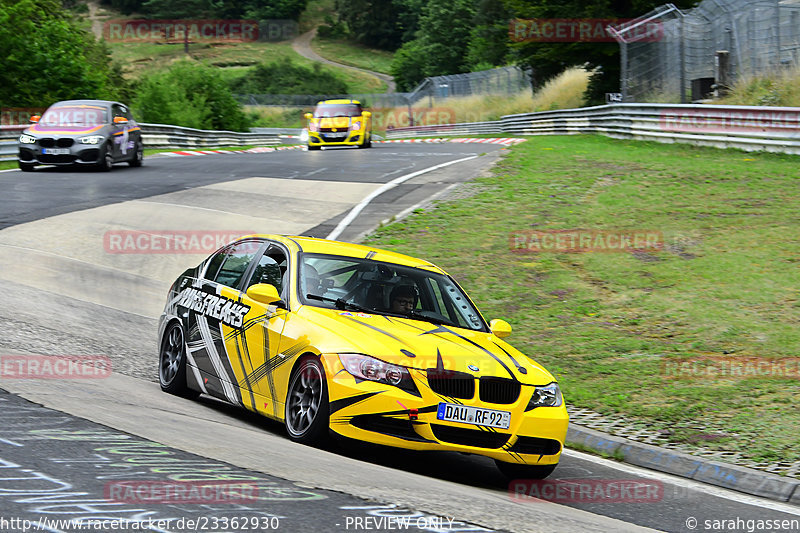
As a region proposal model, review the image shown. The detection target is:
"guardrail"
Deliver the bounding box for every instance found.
[0,123,283,162]
[386,104,800,155]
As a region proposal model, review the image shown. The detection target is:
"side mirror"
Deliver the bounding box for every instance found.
[30,115,41,123]
[362,111,371,118]
[113,116,129,124]
[489,319,512,338]
[246,283,285,307]
[304,113,313,119]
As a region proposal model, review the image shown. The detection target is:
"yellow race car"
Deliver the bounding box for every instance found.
[158,235,568,478]
[304,99,372,150]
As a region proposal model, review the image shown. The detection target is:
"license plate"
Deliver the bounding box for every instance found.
[324,133,347,139]
[42,148,70,155]
[437,402,511,429]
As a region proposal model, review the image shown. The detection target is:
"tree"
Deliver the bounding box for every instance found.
[466,0,512,70]
[229,57,349,95]
[335,0,404,50]
[502,0,696,103]
[388,0,476,90]
[0,0,124,107]
[133,61,251,131]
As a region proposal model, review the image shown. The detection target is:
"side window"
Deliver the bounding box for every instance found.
[246,248,287,292]
[211,241,262,289]
[204,249,228,281]
[112,105,125,122]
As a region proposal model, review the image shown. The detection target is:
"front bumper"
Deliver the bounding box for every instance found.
[18,145,102,166]
[307,131,366,147]
[321,354,568,465]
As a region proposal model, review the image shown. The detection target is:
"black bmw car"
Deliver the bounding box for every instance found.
[17,99,144,171]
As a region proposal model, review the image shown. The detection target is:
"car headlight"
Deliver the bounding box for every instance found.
[527,383,562,409]
[338,353,419,395]
[299,129,309,142]
[349,121,361,131]
[78,135,104,145]
[308,122,319,132]
[19,134,36,144]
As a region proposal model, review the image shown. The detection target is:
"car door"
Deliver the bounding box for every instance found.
[237,243,294,418]
[110,103,130,160]
[183,239,265,406]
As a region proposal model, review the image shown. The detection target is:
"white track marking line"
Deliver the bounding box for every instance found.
[326,155,478,240]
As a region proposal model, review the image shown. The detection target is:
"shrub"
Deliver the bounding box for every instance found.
[133,61,250,131]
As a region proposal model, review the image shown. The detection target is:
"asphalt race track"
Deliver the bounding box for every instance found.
[1,144,799,533]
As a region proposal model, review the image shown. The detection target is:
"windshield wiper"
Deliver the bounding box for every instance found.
[305,294,374,313]
[382,309,459,328]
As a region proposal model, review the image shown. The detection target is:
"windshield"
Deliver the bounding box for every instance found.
[40,105,107,127]
[313,104,362,118]
[298,254,487,331]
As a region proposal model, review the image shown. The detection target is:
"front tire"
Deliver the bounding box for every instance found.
[129,141,143,167]
[307,144,321,151]
[97,144,113,171]
[19,162,34,172]
[495,460,557,480]
[159,321,199,399]
[285,356,329,444]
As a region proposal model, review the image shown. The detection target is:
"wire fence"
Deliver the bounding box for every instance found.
[235,66,532,109]
[609,0,800,103]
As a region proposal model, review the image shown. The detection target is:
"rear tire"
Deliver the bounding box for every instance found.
[19,162,34,172]
[495,460,557,480]
[159,322,199,399]
[285,356,329,444]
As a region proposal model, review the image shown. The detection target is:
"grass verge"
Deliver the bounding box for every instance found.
[311,35,395,75]
[364,134,800,465]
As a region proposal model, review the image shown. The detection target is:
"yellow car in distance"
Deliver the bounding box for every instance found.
[158,235,568,479]
[304,99,372,150]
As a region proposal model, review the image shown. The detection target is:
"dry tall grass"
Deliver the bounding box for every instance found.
[370,67,592,129]
[718,65,800,107]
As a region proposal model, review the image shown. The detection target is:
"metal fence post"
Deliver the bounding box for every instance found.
[621,42,629,101]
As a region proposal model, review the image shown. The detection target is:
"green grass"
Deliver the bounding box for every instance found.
[311,35,395,75]
[364,135,800,464]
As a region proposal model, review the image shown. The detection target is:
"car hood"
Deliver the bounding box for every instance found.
[296,306,555,385]
[317,117,355,129]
